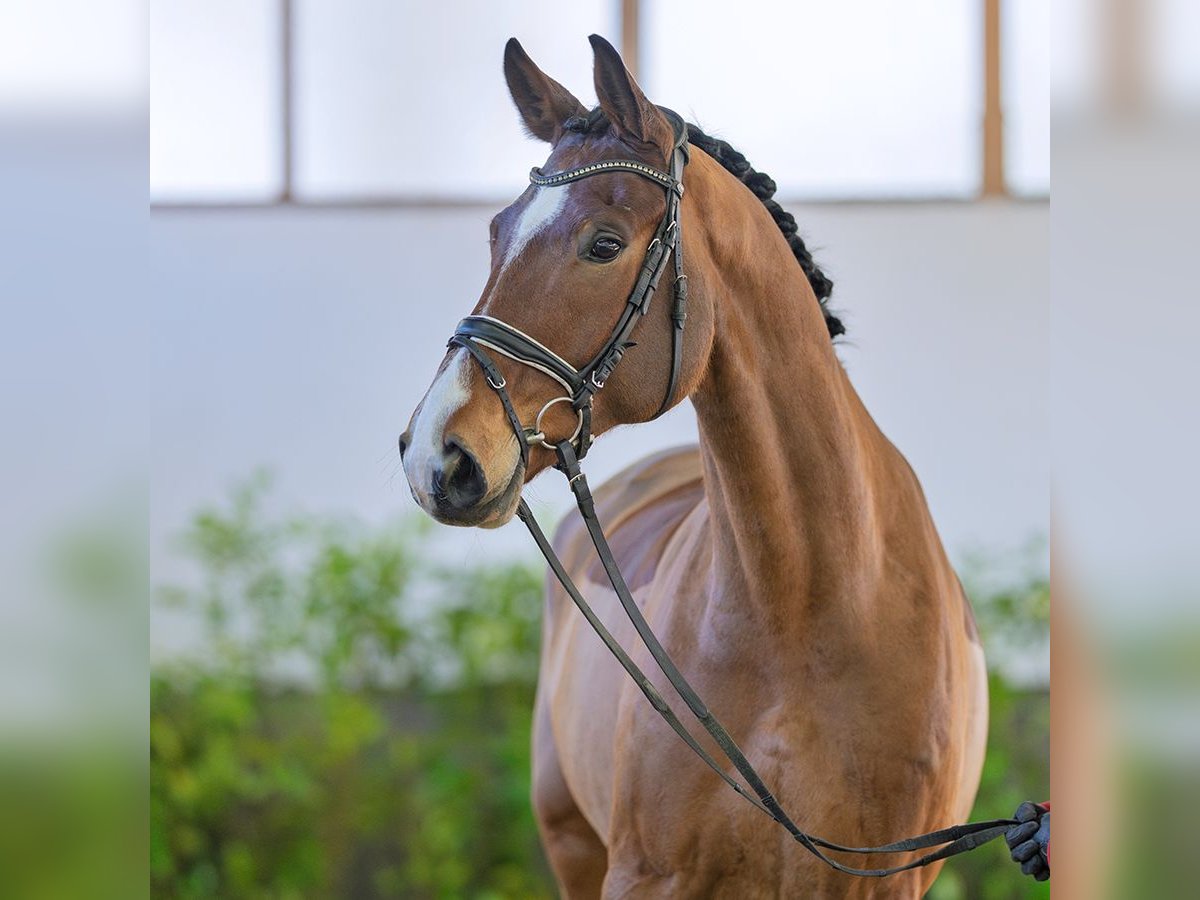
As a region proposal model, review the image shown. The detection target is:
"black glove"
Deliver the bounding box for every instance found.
[1005,801,1050,882]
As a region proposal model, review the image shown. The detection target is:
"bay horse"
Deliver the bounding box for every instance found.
[399,36,987,899]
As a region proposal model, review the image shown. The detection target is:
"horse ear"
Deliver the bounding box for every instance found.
[588,34,673,155]
[504,38,586,143]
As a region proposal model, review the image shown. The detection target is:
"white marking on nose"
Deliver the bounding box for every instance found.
[404,349,469,497]
[502,185,568,272]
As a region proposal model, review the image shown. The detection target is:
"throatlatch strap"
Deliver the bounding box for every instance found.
[653,176,688,420]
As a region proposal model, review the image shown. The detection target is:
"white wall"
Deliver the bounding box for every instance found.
[150,200,1047,584]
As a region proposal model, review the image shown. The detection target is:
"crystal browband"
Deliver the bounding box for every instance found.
[529,159,680,192]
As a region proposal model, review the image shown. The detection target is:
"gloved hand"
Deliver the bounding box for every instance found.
[1005,801,1050,881]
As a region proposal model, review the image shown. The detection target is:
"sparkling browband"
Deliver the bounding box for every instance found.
[529,159,680,192]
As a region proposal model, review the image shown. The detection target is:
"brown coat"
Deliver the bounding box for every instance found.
[401,37,987,899]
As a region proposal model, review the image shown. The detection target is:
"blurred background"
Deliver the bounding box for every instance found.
[146,2,1051,897]
[20,0,1200,897]
[148,0,1050,579]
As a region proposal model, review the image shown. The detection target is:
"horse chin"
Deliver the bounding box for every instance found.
[474,461,525,528]
[435,459,523,529]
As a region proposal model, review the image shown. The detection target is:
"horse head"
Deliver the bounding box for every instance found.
[400,36,715,526]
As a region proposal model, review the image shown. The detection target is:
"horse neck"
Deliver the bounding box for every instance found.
[686,161,887,624]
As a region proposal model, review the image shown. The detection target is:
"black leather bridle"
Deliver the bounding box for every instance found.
[450,112,689,468]
[446,111,1016,878]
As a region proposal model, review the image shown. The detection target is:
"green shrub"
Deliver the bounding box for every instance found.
[152,478,1048,898]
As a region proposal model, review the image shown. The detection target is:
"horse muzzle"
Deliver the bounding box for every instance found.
[399,426,523,528]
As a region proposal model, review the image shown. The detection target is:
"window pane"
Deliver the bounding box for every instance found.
[150,0,281,200]
[1152,0,1200,111]
[643,1,979,198]
[1051,0,1097,112]
[294,1,619,198]
[1005,0,1050,195]
[0,0,144,112]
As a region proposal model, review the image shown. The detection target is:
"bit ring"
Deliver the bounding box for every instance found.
[534,397,584,450]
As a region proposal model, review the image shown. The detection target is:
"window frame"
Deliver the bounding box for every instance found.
[150,0,1046,209]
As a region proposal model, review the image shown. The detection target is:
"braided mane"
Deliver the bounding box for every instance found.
[565,110,845,340]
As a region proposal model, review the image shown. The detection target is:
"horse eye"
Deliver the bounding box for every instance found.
[589,237,622,261]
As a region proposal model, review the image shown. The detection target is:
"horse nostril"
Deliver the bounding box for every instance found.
[398,431,410,459]
[438,438,487,511]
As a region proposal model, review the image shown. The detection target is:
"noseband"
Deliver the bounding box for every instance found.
[449,111,690,468]
[442,111,1018,879]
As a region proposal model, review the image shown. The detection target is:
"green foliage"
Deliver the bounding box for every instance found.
[934,550,1051,900]
[0,748,146,900]
[152,477,551,898]
[930,675,1050,900]
[152,479,1048,898]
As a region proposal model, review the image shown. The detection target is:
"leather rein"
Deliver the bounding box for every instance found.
[447,112,1015,878]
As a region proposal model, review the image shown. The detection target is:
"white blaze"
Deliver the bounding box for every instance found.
[404,348,469,495]
[502,185,568,273]
[404,184,567,505]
